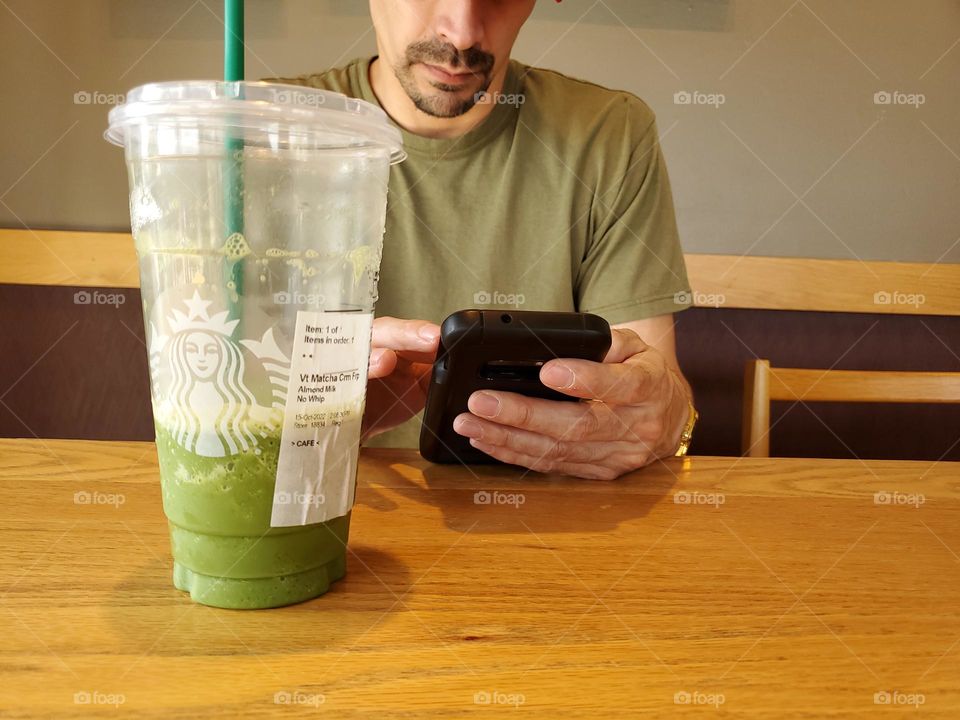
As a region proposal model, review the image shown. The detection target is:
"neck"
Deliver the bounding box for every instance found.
[368,57,509,140]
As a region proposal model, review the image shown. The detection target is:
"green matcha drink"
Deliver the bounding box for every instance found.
[155,418,351,610]
[106,81,404,609]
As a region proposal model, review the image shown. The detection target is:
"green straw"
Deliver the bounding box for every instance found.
[224,0,243,83]
[224,0,244,301]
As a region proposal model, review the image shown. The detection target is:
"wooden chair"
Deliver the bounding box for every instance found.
[742,360,960,457]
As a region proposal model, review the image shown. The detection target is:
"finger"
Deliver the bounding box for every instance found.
[369,348,434,380]
[371,316,440,353]
[467,438,628,480]
[466,391,624,441]
[539,336,665,404]
[453,412,644,465]
[602,327,650,364]
[393,349,442,365]
[367,347,397,379]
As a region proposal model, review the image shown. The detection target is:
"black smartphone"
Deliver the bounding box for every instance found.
[419,309,612,464]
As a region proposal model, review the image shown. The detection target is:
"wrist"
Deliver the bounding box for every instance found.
[659,369,694,458]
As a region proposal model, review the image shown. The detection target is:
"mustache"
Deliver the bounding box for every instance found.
[405,40,495,75]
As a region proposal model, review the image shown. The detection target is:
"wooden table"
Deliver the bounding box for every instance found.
[1,439,958,717]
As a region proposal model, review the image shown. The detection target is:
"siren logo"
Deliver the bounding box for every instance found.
[148,289,291,457]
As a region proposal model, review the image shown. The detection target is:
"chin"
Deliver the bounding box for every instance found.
[395,64,483,119]
[426,95,477,119]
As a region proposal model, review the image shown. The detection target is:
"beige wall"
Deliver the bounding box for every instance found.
[1,0,958,262]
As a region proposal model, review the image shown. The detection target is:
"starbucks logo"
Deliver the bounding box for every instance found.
[148,289,290,457]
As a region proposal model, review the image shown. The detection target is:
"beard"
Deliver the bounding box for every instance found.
[392,39,495,118]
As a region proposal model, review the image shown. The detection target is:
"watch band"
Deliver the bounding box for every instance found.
[674,399,699,457]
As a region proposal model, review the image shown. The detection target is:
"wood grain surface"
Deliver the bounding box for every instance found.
[6,228,959,316]
[0,229,139,288]
[1,440,958,717]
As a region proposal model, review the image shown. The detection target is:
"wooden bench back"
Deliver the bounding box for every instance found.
[3,229,959,316]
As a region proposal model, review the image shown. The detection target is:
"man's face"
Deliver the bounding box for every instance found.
[370,0,536,118]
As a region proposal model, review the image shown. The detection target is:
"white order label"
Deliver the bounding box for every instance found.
[271,311,373,527]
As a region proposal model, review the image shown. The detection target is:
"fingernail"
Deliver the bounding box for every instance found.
[543,364,575,388]
[454,417,483,438]
[471,392,500,418]
[417,326,439,342]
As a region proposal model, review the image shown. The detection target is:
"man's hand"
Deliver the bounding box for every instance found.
[362,316,440,442]
[451,328,691,479]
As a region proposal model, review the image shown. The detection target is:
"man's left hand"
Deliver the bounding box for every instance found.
[451,328,691,479]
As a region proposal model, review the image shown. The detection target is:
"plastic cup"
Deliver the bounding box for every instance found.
[106,81,404,609]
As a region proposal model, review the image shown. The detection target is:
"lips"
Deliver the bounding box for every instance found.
[422,63,476,84]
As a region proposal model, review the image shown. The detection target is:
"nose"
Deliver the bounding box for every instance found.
[434,0,485,52]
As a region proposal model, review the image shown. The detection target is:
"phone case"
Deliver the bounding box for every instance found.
[419,309,612,464]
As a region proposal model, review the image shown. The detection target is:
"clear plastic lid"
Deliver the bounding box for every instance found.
[105,80,405,164]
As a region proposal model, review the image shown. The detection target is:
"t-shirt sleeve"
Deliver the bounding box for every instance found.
[575,99,692,325]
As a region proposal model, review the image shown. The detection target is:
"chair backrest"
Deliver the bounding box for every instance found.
[742,359,960,457]
[685,253,960,316]
[0,229,139,288]
[3,229,960,315]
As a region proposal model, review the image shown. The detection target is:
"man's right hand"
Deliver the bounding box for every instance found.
[362,316,440,442]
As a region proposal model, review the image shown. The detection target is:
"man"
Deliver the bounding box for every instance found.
[270,0,696,479]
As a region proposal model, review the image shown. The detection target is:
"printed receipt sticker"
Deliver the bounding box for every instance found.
[273,311,372,526]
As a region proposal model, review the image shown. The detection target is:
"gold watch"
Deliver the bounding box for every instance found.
[674,400,699,457]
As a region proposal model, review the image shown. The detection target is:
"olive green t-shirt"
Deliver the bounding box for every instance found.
[268,57,692,449]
